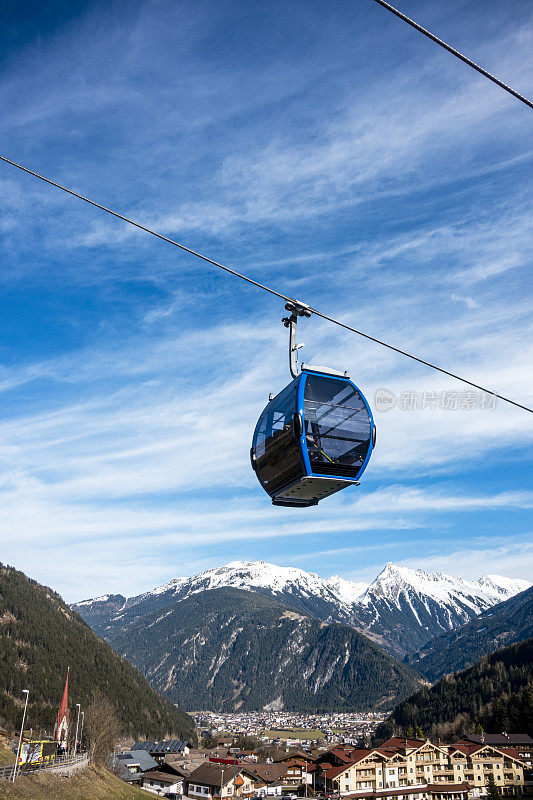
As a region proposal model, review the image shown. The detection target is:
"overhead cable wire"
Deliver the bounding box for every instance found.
[369,0,533,111]
[1,153,532,414]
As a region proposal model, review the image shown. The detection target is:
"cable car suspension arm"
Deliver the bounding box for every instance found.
[282,301,312,378]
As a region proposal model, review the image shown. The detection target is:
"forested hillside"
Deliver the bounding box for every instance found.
[376,638,533,741]
[108,586,424,711]
[0,564,195,741]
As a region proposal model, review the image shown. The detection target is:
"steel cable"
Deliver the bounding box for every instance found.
[1,153,531,414]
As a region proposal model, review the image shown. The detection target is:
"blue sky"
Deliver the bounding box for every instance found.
[0,0,532,602]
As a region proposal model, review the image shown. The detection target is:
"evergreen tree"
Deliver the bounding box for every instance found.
[486,773,499,800]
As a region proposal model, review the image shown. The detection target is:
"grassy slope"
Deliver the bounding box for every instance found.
[0,739,16,767]
[0,766,153,800]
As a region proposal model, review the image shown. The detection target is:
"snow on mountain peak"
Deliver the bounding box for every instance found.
[326,575,369,605]
[359,562,528,613]
[75,560,529,647]
[123,560,370,613]
[477,574,530,597]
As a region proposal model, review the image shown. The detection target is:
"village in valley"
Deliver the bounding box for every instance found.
[2,663,532,800]
[192,711,387,746]
[112,729,533,799]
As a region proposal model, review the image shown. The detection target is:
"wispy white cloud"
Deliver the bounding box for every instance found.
[0,0,531,601]
[398,540,533,584]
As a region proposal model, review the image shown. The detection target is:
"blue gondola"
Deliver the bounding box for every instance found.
[251,363,375,507]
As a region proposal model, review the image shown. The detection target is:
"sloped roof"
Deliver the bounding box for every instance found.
[330,748,356,762]
[142,769,181,784]
[449,744,475,756]
[245,763,289,783]
[380,737,426,750]
[448,743,525,764]
[464,734,533,746]
[322,762,355,780]
[188,762,244,788]
[132,738,188,754]
[350,749,383,763]
[115,749,158,772]
[278,750,315,762]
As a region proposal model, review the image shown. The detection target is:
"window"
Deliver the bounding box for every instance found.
[252,379,303,492]
[303,374,371,477]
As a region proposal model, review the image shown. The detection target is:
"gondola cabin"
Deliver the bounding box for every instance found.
[251,365,375,507]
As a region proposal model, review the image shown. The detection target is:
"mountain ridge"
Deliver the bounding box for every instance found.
[407,585,533,681]
[73,560,529,658]
[105,586,425,712]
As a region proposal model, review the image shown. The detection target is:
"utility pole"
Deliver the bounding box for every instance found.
[13,689,29,782]
[73,704,81,756]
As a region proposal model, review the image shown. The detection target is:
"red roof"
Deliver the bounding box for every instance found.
[350,749,384,764]
[380,737,426,748]
[448,745,476,756]
[322,763,355,780]
[446,743,527,766]
[500,748,526,761]
[330,749,356,763]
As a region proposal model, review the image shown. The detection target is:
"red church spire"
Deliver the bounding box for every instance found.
[56,667,70,747]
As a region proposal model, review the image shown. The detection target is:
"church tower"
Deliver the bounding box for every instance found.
[56,667,69,748]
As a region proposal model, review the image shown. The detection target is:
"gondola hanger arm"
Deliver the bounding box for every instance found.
[282,301,312,378]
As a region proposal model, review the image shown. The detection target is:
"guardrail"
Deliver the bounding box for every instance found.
[0,753,88,781]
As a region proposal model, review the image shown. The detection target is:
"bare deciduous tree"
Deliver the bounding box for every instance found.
[84,689,121,765]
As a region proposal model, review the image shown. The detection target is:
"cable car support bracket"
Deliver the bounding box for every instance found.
[282,300,312,378]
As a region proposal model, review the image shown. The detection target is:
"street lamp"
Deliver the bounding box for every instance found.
[79,712,85,753]
[74,704,81,756]
[12,689,29,782]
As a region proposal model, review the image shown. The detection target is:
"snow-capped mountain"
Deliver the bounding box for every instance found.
[353,563,529,656]
[73,561,369,637]
[72,560,529,658]
[136,560,369,607]
[407,584,533,681]
[476,574,530,599]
